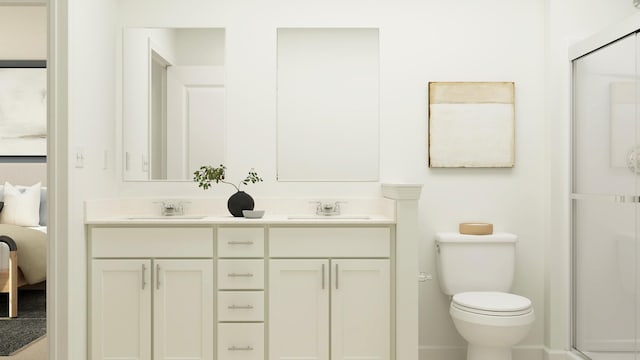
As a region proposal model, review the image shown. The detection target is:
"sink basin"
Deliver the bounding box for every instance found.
[287,215,371,220]
[126,215,206,220]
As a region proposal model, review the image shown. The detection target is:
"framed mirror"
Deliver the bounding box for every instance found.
[122,27,225,181]
[276,28,380,181]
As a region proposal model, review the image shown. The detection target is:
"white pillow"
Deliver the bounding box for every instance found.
[0,182,41,226]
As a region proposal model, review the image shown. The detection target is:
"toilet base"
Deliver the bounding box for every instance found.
[467,344,512,360]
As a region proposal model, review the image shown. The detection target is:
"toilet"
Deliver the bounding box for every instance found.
[435,232,534,360]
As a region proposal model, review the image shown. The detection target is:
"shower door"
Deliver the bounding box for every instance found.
[572,32,639,360]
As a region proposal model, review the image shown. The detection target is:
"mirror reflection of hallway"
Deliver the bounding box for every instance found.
[123,28,226,181]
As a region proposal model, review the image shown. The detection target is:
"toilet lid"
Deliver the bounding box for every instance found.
[452,292,532,316]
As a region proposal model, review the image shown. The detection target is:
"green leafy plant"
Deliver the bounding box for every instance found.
[193,164,263,192]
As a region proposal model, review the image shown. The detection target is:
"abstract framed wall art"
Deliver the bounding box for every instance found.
[0,60,47,159]
[428,82,515,168]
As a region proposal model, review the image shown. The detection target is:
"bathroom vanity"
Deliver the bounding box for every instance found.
[84,184,422,360]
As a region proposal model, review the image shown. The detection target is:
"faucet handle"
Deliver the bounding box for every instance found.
[309,201,322,208]
[309,201,323,215]
[334,201,346,211]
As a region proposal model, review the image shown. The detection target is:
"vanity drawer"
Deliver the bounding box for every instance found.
[91,227,214,258]
[269,227,391,257]
[218,260,264,289]
[218,291,264,322]
[218,323,264,360]
[218,228,265,258]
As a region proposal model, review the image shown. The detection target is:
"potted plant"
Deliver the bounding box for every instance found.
[193,164,263,217]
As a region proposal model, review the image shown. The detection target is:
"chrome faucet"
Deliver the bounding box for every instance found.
[311,201,345,216]
[158,201,186,216]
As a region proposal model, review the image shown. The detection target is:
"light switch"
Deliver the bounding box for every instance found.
[75,148,85,168]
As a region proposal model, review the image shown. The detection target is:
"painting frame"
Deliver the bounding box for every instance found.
[428,81,515,168]
[0,60,47,162]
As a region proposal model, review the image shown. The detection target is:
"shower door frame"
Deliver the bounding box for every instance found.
[570,13,640,359]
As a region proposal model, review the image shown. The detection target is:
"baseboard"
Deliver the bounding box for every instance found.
[564,349,586,360]
[513,346,544,360]
[544,347,570,360]
[419,345,466,360]
[419,345,546,360]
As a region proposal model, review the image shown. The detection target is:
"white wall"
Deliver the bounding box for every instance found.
[64,0,640,359]
[64,1,547,359]
[0,163,46,185]
[0,5,46,59]
[0,5,47,185]
[67,0,118,356]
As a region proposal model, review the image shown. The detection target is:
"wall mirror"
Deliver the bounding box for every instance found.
[276,28,380,181]
[123,27,225,181]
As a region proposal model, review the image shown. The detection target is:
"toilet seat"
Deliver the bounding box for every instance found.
[452,291,532,316]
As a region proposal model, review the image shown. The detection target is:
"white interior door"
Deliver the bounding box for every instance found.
[269,259,330,360]
[166,66,225,179]
[91,259,151,360]
[153,259,214,360]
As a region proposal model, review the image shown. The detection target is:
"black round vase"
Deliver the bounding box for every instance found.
[227,191,255,217]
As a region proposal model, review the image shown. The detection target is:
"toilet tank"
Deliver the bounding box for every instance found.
[435,232,518,295]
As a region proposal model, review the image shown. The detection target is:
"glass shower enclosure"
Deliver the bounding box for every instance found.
[572,31,640,360]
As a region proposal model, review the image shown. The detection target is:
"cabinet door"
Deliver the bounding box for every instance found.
[331,259,390,360]
[269,259,329,360]
[91,259,151,360]
[153,259,214,360]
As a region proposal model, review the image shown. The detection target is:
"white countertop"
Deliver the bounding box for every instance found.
[84,197,397,225]
[85,214,395,225]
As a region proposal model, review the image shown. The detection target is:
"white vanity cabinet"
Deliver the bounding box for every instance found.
[269,227,392,360]
[91,259,151,360]
[217,227,265,360]
[89,227,214,360]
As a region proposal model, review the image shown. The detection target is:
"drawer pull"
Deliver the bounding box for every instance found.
[228,304,254,310]
[227,241,254,245]
[228,346,254,351]
[228,272,254,277]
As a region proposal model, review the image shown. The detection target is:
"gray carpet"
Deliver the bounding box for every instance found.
[0,290,46,355]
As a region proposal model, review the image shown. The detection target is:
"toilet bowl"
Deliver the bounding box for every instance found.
[449,292,534,360]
